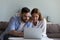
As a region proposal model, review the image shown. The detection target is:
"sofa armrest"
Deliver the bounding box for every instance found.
[0,22,9,35]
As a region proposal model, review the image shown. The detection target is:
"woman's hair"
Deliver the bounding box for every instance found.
[31,8,43,21]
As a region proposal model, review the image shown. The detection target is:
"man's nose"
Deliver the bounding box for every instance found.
[34,17,36,19]
[26,17,29,19]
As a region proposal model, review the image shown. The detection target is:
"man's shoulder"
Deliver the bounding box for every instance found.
[12,16,20,19]
[26,22,32,26]
[27,21,32,24]
[9,16,21,24]
[10,16,20,20]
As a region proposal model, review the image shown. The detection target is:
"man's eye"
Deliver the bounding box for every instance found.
[28,16,31,17]
[24,16,26,17]
[34,16,38,17]
[25,16,30,17]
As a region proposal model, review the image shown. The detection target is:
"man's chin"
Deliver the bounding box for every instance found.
[23,20,28,23]
[33,21,37,23]
[25,20,28,22]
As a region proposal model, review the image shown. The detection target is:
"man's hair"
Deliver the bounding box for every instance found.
[21,7,30,14]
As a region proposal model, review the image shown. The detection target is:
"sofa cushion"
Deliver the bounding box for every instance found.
[47,24,60,33]
[47,33,60,38]
[0,22,8,31]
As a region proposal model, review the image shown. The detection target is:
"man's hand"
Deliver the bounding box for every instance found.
[8,30,24,37]
[18,32,24,37]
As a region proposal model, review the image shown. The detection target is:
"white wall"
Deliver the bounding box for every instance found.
[0,0,60,24]
[0,0,20,21]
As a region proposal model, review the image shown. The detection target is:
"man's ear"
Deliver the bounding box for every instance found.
[17,13,21,16]
[19,13,22,16]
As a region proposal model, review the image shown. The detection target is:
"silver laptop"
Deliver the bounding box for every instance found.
[24,27,42,39]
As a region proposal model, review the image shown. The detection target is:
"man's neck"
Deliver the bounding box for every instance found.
[21,19,27,23]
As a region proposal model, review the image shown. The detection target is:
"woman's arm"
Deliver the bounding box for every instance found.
[40,18,47,36]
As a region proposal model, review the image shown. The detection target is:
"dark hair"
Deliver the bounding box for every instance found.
[31,8,43,21]
[21,7,30,14]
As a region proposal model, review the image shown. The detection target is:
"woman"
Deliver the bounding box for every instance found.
[30,8,47,37]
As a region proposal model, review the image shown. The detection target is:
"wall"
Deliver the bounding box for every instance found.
[0,0,60,24]
[0,0,20,21]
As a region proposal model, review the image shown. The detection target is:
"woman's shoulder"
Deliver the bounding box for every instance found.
[39,18,47,23]
[43,18,47,22]
[42,18,47,24]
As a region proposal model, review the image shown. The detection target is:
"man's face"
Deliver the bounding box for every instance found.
[21,12,31,22]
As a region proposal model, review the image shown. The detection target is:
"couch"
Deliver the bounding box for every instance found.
[47,23,60,38]
[0,22,60,38]
[0,22,8,35]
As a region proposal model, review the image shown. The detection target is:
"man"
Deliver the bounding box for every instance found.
[0,7,31,40]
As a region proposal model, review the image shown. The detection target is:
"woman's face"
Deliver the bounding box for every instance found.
[32,13,39,22]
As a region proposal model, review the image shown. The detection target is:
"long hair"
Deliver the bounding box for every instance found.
[31,8,43,21]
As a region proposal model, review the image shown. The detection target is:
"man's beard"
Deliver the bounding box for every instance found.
[21,17,28,23]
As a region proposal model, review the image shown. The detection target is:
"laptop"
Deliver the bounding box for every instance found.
[24,27,42,39]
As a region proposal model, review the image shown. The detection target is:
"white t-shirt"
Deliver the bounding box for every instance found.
[17,22,25,32]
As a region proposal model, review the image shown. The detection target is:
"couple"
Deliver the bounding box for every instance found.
[0,7,47,40]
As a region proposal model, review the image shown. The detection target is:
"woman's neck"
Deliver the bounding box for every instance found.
[33,22,37,26]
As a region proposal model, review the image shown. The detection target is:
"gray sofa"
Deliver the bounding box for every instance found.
[0,22,60,38]
[0,22,8,35]
[47,24,60,38]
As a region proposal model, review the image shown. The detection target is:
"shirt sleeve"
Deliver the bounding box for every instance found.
[41,18,47,36]
[8,16,16,31]
[0,16,17,40]
[25,22,32,28]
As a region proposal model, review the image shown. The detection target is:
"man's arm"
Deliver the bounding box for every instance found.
[8,16,24,37]
[8,30,24,37]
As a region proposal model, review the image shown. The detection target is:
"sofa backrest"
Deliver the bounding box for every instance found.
[47,24,60,33]
[0,22,60,34]
[0,22,9,31]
